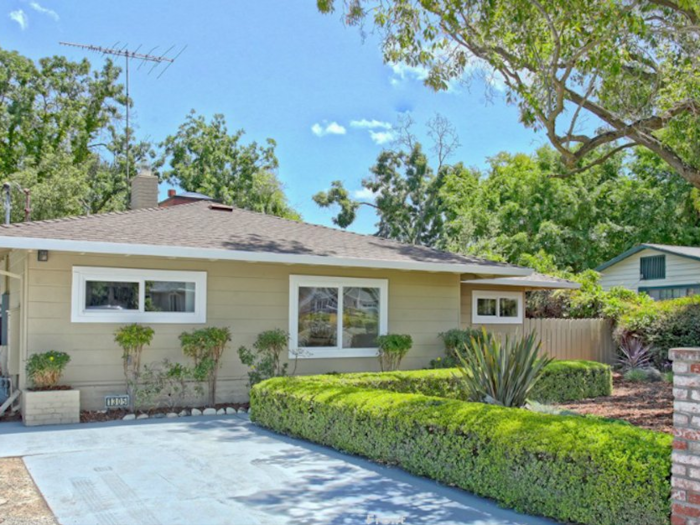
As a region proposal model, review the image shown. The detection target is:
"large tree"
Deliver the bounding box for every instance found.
[313,114,457,244]
[158,111,300,220]
[0,48,149,222]
[318,0,700,187]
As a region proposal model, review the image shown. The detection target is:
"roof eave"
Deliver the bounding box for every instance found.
[461,277,580,290]
[0,237,533,276]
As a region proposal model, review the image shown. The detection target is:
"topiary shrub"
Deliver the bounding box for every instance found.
[180,326,231,406]
[114,324,154,411]
[251,376,671,525]
[238,329,300,387]
[376,334,412,371]
[294,360,612,404]
[26,351,71,390]
[528,360,613,402]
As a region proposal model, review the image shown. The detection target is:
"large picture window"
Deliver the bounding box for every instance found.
[72,267,206,323]
[472,290,523,325]
[290,276,388,358]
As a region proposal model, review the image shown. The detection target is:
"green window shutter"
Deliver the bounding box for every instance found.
[640,255,666,280]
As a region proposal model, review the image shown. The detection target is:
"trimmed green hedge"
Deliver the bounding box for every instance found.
[529,360,613,402]
[299,359,612,404]
[251,377,671,525]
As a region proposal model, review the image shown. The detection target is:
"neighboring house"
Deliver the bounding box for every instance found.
[597,244,700,300]
[0,170,576,409]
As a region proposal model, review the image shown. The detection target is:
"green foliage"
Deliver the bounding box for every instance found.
[455,331,553,407]
[137,359,204,410]
[237,329,296,387]
[435,327,486,367]
[0,48,151,221]
[320,0,700,189]
[114,324,155,411]
[376,334,412,371]
[26,351,71,390]
[624,368,652,383]
[617,295,700,366]
[158,111,300,220]
[290,360,611,405]
[251,376,671,525]
[528,360,613,403]
[179,326,231,405]
[527,270,653,319]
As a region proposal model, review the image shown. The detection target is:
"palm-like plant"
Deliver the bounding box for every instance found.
[455,330,552,408]
[616,335,653,372]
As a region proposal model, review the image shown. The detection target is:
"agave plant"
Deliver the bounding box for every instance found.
[616,336,653,372]
[455,329,552,408]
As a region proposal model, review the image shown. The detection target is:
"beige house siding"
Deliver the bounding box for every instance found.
[599,248,700,291]
[460,283,526,336]
[23,251,461,409]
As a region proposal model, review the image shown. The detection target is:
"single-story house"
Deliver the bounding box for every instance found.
[0,170,577,410]
[597,244,700,301]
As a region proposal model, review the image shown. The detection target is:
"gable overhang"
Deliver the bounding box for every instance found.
[596,244,700,272]
[0,236,533,277]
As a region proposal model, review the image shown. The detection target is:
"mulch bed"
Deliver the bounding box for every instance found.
[80,402,250,423]
[557,373,673,434]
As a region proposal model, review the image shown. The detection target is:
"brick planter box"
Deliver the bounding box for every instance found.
[21,389,80,427]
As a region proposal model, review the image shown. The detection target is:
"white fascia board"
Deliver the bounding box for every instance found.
[462,277,580,289]
[0,236,533,276]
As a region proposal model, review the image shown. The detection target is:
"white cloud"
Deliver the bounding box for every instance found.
[369,130,395,145]
[353,188,376,200]
[9,9,28,30]
[311,121,346,137]
[29,1,59,21]
[350,119,392,130]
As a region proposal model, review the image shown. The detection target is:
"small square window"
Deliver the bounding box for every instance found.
[640,255,665,281]
[472,291,523,325]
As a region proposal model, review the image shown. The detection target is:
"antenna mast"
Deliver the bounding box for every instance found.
[59,41,186,181]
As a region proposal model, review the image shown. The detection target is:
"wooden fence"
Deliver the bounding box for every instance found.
[491,318,616,364]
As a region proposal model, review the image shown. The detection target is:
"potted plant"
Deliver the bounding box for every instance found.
[21,350,79,426]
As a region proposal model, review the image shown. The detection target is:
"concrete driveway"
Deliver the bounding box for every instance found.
[0,414,556,525]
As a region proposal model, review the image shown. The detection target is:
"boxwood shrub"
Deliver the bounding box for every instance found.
[251,377,670,525]
[297,359,612,404]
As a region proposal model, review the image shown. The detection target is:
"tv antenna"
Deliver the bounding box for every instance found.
[59,41,187,181]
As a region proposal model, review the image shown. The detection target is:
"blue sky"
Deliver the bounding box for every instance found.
[2,0,544,233]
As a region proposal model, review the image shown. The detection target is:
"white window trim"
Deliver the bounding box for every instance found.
[472,290,523,325]
[71,266,207,324]
[289,275,388,359]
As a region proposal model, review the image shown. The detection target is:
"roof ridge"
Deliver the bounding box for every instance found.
[225,203,521,268]
[0,200,204,230]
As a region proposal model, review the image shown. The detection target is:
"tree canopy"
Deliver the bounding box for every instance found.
[318,0,700,187]
[0,48,147,221]
[314,116,700,271]
[157,111,300,220]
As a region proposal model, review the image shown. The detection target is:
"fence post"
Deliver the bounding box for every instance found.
[669,348,700,525]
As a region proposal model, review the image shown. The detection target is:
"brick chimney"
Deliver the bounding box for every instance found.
[130,168,159,210]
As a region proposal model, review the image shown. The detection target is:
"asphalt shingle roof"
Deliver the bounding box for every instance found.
[0,202,528,273]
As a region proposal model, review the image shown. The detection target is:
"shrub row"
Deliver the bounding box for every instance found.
[251,377,670,525]
[303,359,612,404]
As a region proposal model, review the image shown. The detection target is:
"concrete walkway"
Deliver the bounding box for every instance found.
[0,415,557,525]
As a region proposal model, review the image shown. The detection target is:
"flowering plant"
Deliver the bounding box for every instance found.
[26,351,71,389]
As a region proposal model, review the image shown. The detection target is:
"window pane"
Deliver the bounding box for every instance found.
[145,281,195,312]
[85,281,138,310]
[640,255,665,280]
[477,298,497,316]
[298,287,338,347]
[500,298,518,318]
[343,287,380,348]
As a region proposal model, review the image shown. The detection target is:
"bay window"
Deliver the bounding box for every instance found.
[289,275,388,358]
